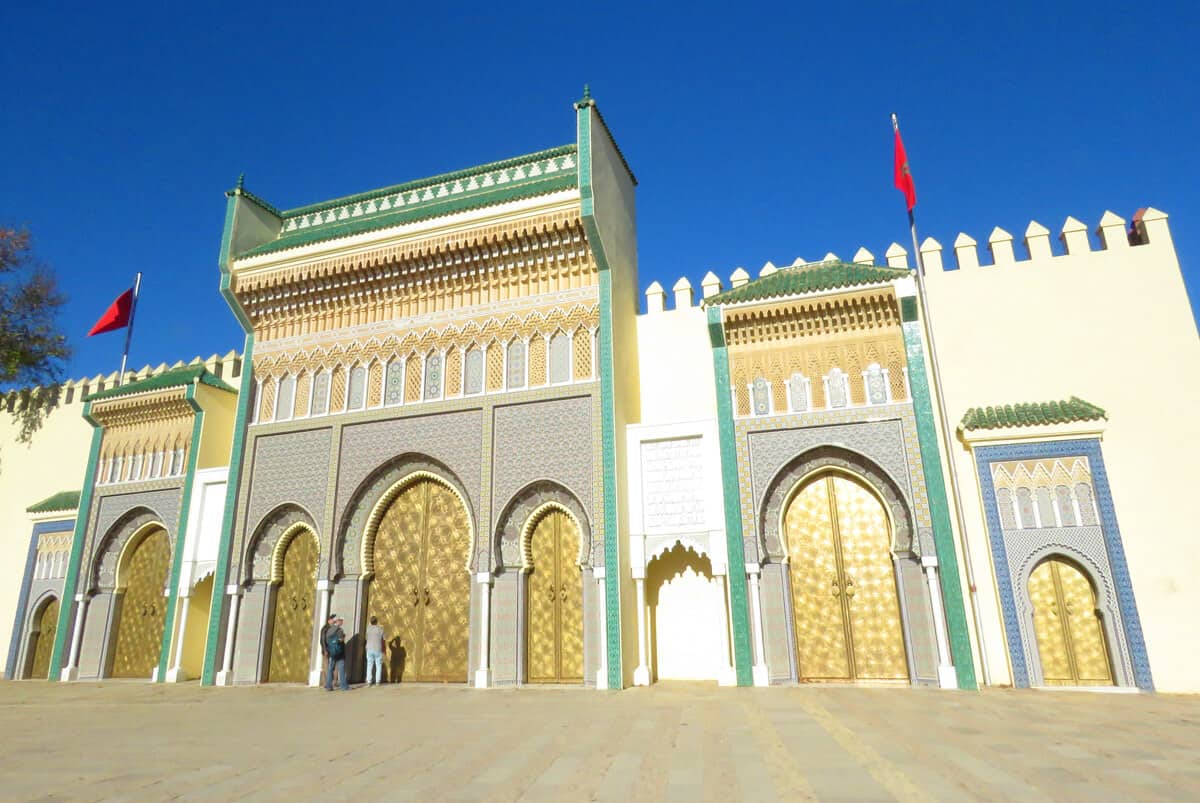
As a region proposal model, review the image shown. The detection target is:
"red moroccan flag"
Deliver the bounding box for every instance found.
[894,128,917,212]
[87,288,134,336]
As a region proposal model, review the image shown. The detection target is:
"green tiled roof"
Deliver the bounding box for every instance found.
[704,260,911,306]
[26,490,81,514]
[85,365,235,402]
[236,145,579,259]
[960,397,1107,431]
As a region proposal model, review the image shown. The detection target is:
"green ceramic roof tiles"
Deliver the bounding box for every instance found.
[704,261,911,306]
[26,489,81,513]
[85,365,235,402]
[960,397,1107,431]
[236,145,579,259]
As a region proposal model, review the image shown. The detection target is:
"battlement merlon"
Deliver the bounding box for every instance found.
[637,207,1183,315]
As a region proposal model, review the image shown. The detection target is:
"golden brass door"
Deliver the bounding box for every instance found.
[1029,558,1113,686]
[111,529,171,678]
[785,474,908,682]
[527,511,583,683]
[267,530,319,683]
[367,480,471,683]
[28,597,59,679]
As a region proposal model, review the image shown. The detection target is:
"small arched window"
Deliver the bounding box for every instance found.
[1055,485,1077,526]
[751,375,770,416]
[1036,487,1057,528]
[549,332,570,384]
[1075,482,1098,526]
[826,368,849,409]
[1016,487,1036,528]
[787,373,808,413]
[311,372,330,416]
[506,340,526,389]
[347,365,367,410]
[385,360,404,405]
[276,375,296,421]
[864,363,889,405]
[464,348,484,395]
[424,353,443,400]
[997,487,1017,529]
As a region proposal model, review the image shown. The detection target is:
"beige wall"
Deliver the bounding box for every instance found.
[0,395,92,675]
[921,210,1200,692]
[635,299,716,425]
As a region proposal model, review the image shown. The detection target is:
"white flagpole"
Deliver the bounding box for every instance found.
[117,272,143,387]
[892,114,991,686]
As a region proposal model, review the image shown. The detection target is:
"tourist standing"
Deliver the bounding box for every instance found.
[324,615,349,691]
[318,613,336,686]
[365,616,386,686]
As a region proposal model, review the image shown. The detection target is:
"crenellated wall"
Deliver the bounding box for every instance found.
[916,208,1200,692]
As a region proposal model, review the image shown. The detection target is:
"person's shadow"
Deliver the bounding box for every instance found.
[388,638,407,683]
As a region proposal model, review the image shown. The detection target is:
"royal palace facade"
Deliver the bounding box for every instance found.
[4,95,1198,693]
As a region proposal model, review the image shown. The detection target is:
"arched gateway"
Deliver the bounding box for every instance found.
[526,509,583,684]
[1029,557,1113,686]
[266,528,319,683]
[366,477,472,683]
[111,527,171,678]
[784,471,908,682]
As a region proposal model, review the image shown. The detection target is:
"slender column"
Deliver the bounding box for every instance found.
[594,567,607,689]
[746,566,769,686]
[924,559,958,688]
[633,576,650,685]
[61,593,88,681]
[716,572,736,686]
[167,593,191,682]
[474,572,492,688]
[310,580,332,687]
[216,585,240,686]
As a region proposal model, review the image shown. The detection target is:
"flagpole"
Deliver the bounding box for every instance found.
[892,114,991,686]
[117,272,143,387]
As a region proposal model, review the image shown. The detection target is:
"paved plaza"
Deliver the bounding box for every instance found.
[0,681,1197,802]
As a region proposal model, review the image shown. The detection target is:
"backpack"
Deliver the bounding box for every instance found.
[325,627,345,659]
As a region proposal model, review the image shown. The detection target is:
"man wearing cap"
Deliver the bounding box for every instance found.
[318,614,336,687]
[323,614,349,691]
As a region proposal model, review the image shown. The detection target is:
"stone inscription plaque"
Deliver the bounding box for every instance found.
[640,437,706,533]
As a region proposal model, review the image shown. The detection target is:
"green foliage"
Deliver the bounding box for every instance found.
[0,227,70,443]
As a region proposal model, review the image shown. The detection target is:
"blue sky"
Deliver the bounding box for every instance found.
[3,1,1197,382]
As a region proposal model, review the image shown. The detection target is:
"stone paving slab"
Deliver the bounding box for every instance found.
[0,681,1196,801]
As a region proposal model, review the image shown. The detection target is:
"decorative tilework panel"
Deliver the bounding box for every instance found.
[974,439,1153,690]
[243,428,333,553]
[334,410,483,542]
[491,396,594,537]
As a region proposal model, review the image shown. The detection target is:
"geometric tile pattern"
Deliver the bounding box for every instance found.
[974,438,1153,690]
[242,428,333,561]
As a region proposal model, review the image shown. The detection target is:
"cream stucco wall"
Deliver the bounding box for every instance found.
[920,210,1200,692]
[634,301,717,424]
[0,393,92,675]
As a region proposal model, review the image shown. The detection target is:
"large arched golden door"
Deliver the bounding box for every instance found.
[28,597,59,680]
[367,479,471,683]
[527,510,583,683]
[1029,558,1112,686]
[785,472,907,682]
[267,530,319,683]
[111,528,171,678]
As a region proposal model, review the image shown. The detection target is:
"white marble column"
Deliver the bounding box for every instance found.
[309,579,332,687]
[166,592,191,683]
[746,565,769,687]
[215,585,240,686]
[633,574,650,686]
[924,557,958,689]
[61,593,88,682]
[474,572,492,688]
[594,567,608,689]
[716,571,737,686]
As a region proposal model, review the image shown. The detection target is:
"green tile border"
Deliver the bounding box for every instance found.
[156,384,204,681]
[577,99,623,689]
[706,306,754,686]
[901,310,977,690]
[47,403,103,680]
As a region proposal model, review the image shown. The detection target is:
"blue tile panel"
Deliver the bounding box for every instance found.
[974,438,1153,690]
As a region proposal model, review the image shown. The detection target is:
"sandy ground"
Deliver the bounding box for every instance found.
[0,680,1197,801]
